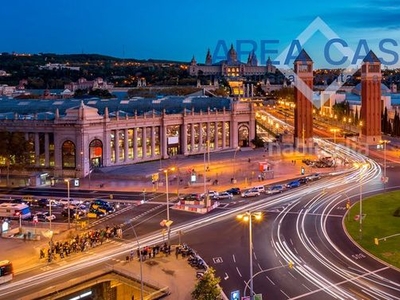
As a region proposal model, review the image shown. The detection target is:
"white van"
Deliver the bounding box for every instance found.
[251,185,265,193]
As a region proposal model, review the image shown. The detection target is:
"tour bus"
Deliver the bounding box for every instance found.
[0,260,13,284]
[0,203,32,220]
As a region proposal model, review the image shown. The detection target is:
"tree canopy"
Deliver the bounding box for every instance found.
[191,267,222,300]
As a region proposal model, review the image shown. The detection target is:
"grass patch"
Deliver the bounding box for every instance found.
[344,190,400,268]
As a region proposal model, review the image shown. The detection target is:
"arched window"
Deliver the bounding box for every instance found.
[62,140,76,169]
[89,139,103,167]
[238,125,249,147]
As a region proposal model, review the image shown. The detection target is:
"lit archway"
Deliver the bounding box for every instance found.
[89,139,103,167]
[238,124,249,147]
[62,140,76,169]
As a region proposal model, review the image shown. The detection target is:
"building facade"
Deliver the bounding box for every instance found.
[0,96,255,179]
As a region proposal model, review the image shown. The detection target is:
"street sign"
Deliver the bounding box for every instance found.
[231,290,240,300]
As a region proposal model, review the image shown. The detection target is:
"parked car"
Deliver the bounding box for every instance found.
[241,189,261,198]
[306,173,321,181]
[35,212,56,222]
[226,187,241,195]
[180,193,201,201]
[201,191,219,199]
[87,209,106,219]
[61,209,85,219]
[58,198,82,207]
[299,177,309,185]
[286,180,301,188]
[266,185,285,194]
[90,202,115,214]
[214,192,233,200]
[251,185,266,193]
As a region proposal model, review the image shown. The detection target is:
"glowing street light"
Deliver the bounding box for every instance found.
[236,211,262,300]
[330,128,340,144]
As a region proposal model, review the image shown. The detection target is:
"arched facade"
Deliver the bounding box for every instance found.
[0,97,255,179]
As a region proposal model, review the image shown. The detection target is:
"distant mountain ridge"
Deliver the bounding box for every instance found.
[0,52,187,65]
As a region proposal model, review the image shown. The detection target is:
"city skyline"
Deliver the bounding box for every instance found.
[3,0,400,68]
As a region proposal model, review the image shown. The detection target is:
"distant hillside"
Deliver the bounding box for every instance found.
[0,52,186,65]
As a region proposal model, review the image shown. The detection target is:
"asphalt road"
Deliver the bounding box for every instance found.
[2,139,400,299]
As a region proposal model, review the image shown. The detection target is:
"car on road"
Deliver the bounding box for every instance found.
[226,187,241,195]
[266,185,285,194]
[61,209,85,219]
[299,177,309,185]
[286,180,301,188]
[241,189,261,198]
[179,193,201,201]
[58,198,82,207]
[201,191,219,199]
[306,173,321,181]
[87,209,106,219]
[214,192,233,200]
[37,198,58,208]
[35,212,56,222]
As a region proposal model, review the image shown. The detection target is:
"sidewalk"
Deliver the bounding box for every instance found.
[74,147,334,195]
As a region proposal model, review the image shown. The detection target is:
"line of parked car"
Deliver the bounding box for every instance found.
[241,173,321,198]
[178,173,322,201]
[21,198,117,222]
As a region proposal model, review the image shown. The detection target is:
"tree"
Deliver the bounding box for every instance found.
[191,267,222,300]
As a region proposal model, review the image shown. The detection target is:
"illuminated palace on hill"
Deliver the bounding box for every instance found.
[0,96,255,180]
[189,45,276,78]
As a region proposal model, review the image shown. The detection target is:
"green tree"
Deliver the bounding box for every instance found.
[191,267,222,300]
[0,131,31,185]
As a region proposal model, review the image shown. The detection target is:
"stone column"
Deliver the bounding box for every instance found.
[124,128,129,162]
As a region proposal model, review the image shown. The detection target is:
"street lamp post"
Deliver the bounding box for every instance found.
[233,146,240,182]
[130,222,144,300]
[162,167,175,247]
[64,179,71,229]
[357,163,368,240]
[380,139,390,191]
[237,211,262,300]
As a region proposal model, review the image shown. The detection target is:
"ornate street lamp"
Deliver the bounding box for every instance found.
[236,211,262,300]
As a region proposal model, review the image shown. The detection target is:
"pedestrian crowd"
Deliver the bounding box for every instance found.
[127,242,172,262]
[39,225,123,262]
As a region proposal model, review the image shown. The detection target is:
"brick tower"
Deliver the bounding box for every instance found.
[360,50,382,145]
[294,49,314,150]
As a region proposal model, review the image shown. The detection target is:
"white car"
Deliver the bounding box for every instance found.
[266,185,285,194]
[306,173,321,181]
[35,212,56,222]
[201,191,219,199]
[58,198,82,207]
[214,192,233,200]
[241,189,260,198]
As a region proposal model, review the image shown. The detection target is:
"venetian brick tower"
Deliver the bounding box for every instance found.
[360,50,382,145]
[294,49,314,150]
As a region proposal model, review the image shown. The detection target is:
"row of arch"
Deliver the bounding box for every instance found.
[61,125,250,170]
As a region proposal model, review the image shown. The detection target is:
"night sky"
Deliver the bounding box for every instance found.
[3,0,400,68]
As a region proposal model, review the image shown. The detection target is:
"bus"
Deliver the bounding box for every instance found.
[0,260,13,284]
[0,203,32,220]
